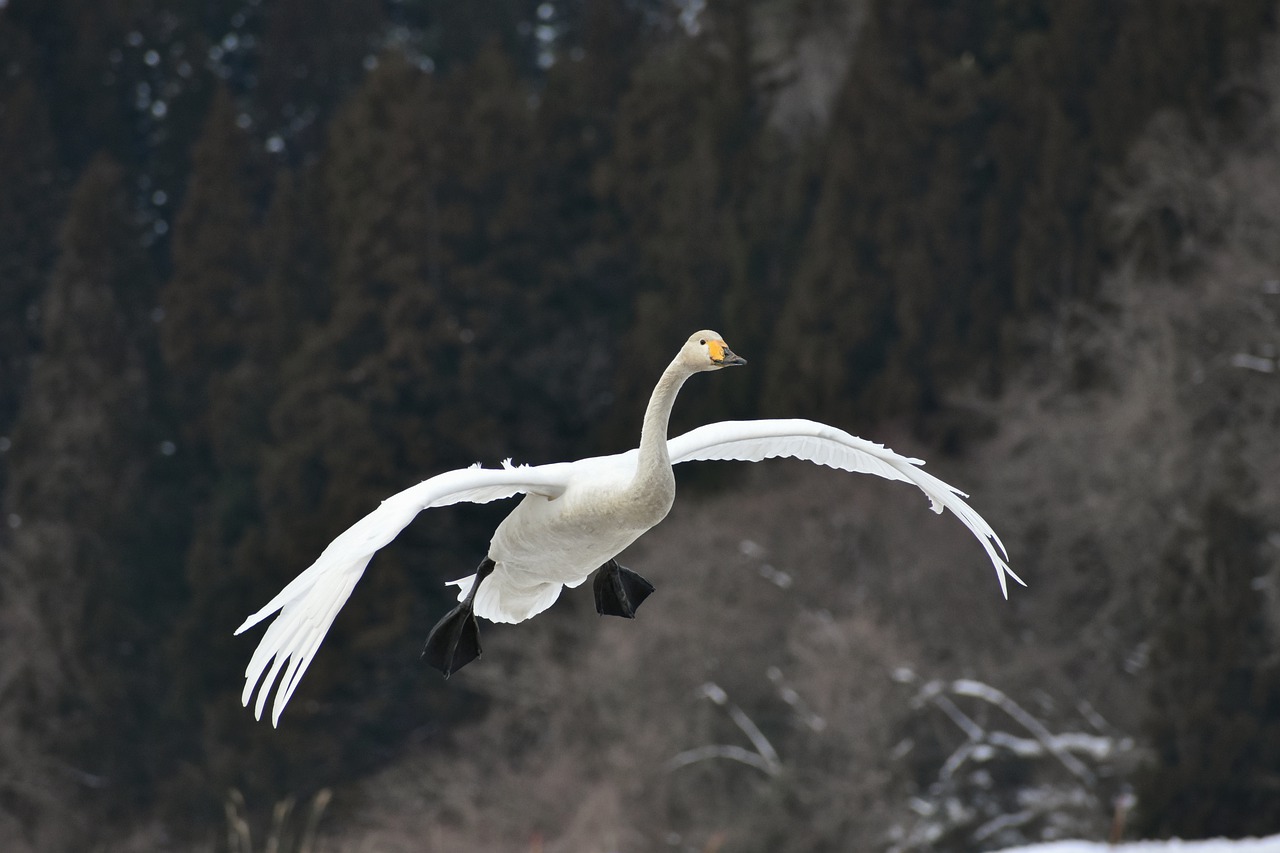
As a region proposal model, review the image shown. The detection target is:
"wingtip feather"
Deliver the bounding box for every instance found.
[234,606,272,636]
[235,464,573,725]
[668,418,1023,602]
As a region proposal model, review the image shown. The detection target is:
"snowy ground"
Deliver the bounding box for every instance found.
[1001,836,1280,852]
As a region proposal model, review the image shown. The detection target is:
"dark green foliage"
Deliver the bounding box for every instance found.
[767,0,1277,421]
[0,156,184,845]
[157,85,294,814]
[607,1,810,445]
[523,2,652,454]
[256,0,388,151]
[2,0,224,232]
[177,47,622,806]
[1133,498,1280,839]
[161,86,263,447]
[153,95,269,780]
[407,0,548,75]
[0,21,66,490]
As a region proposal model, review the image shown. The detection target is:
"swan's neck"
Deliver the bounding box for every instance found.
[631,357,690,502]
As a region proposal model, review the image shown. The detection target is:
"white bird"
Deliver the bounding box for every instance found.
[237,331,1023,725]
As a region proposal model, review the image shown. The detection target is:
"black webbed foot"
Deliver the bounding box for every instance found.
[422,604,481,677]
[593,559,655,618]
[422,558,495,678]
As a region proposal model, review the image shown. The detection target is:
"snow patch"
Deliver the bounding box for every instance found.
[999,836,1280,852]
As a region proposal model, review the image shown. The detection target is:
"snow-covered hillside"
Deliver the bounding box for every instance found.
[1002,836,1280,852]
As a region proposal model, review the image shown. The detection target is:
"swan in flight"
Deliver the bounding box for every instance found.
[237,331,1022,725]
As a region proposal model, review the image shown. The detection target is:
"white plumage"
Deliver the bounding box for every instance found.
[237,331,1023,726]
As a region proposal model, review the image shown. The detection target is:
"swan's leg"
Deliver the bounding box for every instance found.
[593,558,655,619]
[422,557,496,678]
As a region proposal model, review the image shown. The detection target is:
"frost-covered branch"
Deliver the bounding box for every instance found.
[668,681,782,777]
[889,674,1138,852]
[948,678,1097,784]
[767,665,827,732]
[667,745,780,776]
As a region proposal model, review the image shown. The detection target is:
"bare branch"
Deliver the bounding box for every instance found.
[667,745,781,777]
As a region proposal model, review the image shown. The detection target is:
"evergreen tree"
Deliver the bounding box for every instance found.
[2,0,223,211]
[160,93,327,814]
[0,155,177,847]
[1133,497,1280,838]
[256,0,388,152]
[0,22,67,492]
[766,0,1277,423]
[412,0,544,74]
[189,47,571,802]
[251,167,332,371]
[606,1,804,443]
[160,85,262,450]
[520,1,650,456]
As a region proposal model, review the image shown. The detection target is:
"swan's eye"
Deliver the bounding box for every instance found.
[699,339,706,346]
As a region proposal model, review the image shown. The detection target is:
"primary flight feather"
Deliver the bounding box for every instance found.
[237,331,1023,726]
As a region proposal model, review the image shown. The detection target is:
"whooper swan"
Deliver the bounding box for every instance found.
[237,331,1022,725]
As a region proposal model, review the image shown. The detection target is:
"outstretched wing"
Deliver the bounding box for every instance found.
[236,462,574,726]
[667,419,1023,598]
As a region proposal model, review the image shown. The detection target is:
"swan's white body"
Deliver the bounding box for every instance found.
[458,456,670,624]
[238,332,1023,725]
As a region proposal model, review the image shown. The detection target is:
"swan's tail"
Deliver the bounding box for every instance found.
[448,570,564,625]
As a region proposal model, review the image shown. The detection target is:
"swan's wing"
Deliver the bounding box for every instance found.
[235,461,574,726]
[668,419,1023,598]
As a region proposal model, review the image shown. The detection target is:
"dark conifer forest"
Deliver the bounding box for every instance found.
[3,1,1280,850]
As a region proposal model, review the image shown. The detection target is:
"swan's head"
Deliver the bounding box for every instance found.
[682,330,747,372]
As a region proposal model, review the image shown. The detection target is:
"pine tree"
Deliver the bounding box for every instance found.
[160,85,262,450]
[256,0,388,152]
[160,96,331,811]
[156,86,265,748]
[0,22,67,492]
[2,0,225,206]
[0,155,176,848]
[1134,497,1280,838]
[766,0,1277,423]
[411,0,544,74]
[190,48,563,800]
[515,2,650,457]
[251,167,332,372]
[605,2,802,444]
